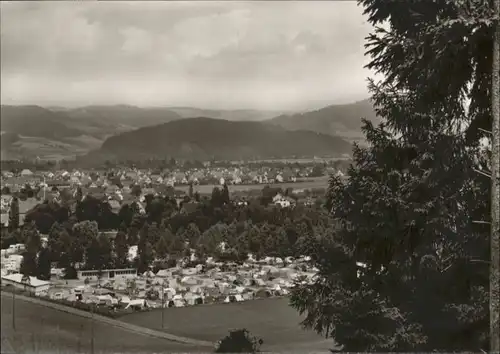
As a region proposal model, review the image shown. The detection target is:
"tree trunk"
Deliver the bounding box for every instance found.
[491,0,500,351]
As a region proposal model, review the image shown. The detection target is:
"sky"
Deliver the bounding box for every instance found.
[0,1,381,111]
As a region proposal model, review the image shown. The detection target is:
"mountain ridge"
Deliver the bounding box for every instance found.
[0,99,375,160]
[265,98,380,143]
[87,117,353,162]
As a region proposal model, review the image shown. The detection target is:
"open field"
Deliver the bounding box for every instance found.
[229,157,351,164]
[182,176,329,195]
[120,297,335,352]
[1,294,206,353]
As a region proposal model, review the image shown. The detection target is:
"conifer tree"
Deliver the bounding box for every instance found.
[8,196,19,232]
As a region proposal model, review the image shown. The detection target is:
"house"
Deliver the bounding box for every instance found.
[125,299,147,310]
[70,176,81,185]
[1,254,23,273]
[6,244,25,254]
[20,169,33,177]
[48,289,71,300]
[223,294,244,303]
[272,193,296,208]
[184,292,203,305]
[1,273,51,296]
[108,199,121,212]
[46,179,71,189]
[125,171,139,180]
[76,268,137,281]
[0,213,8,228]
[128,245,138,260]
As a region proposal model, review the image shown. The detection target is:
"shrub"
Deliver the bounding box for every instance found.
[214,329,263,353]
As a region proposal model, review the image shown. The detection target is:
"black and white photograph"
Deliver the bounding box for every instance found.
[0,0,499,353]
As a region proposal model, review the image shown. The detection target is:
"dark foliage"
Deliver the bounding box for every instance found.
[214,329,263,353]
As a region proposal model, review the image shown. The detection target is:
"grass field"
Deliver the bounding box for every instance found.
[1,294,206,353]
[120,297,335,352]
[180,176,329,195]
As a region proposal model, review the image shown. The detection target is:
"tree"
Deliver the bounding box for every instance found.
[182,223,201,247]
[8,197,19,231]
[97,233,113,270]
[155,233,170,260]
[291,84,491,351]
[131,184,142,197]
[359,0,497,143]
[169,231,186,259]
[267,226,290,259]
[23,221,41,255]
[75,195,101,223]
[59,188,73,207]
[137,241,153,274]
[37,247,52,280]
[146,197,166,225]
[137,224,154,273]
[47,222,64,262]
[75,186,83,203]
[214,329,263,353]
[198,223,227,256]
[188,183,194,199]
[211,187,223,208]
[85,236,101,270]
[23,206,56,234]
[147,222,161,246]
[246,224,263,260]
[57,228,73,272]
[310,165,324,178]
[114,230,129,268]
[260,186,281,206]
[222,183,230,205]
[20,222,41,277]
[73,220,98,265]
[308,0,500,349]
[128,212,145,245]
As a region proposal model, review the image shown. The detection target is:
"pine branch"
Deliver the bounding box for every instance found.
[470,259,490,264]
[472,220,491,225]
[478,128,492,135]
[473,168,492,179]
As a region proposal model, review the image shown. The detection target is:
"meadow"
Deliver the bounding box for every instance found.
[0,294,206,354]
[178,176,329,195]
[119,297,335,352]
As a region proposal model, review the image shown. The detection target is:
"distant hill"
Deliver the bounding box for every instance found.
[62,105,183,138]
[266,99,381,143]
[87,117,353,162]
[1,101,374,160]
[168,107,287,122]
[0,105,183,160]
[1,105,82,140]
[0,105,288,160]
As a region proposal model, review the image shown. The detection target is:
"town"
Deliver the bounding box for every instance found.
[1,0,498,353]
[0,159,350,320]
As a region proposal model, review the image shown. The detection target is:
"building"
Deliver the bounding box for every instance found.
[272,193,296,208]
[20,169,34,177]
[76,268,137,281]
[1,254,23,273]
[1,273,51,296]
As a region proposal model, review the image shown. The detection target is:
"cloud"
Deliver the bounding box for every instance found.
[0,1,380,110]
